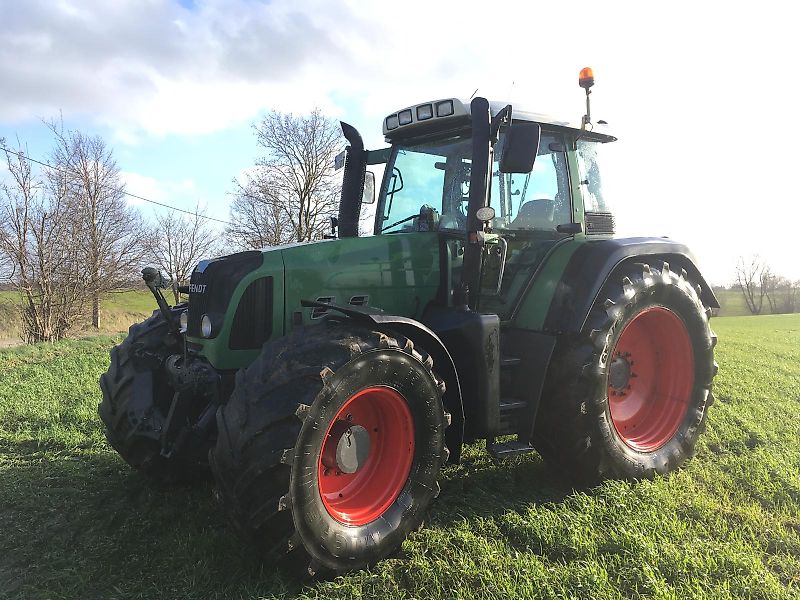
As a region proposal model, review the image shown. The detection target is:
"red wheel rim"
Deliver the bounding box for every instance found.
[607,306,694,452]
[317,386,415,526]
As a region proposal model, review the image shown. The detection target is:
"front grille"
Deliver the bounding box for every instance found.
[585,211,615,235]
[187,251,263,338]
[229,277,273,350]
[187,270,211,335]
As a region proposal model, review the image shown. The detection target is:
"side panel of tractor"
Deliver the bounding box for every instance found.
[189,233,442,370]
[283,232,440,330]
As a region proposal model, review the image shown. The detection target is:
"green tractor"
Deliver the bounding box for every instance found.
[99,69,718,575]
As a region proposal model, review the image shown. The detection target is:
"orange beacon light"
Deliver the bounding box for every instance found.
[579,67,595,89]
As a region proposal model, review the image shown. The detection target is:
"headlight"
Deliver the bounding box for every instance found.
[179,310,188,331]
[436,100,454,117]
[201,314,213,338]
[416,104,433,121]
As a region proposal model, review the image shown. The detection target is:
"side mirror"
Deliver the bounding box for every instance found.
[499,122,541,173]
[362,171,376,205]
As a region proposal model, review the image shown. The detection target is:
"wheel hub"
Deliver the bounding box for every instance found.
[608,353,632,392]
[321,421,371,474]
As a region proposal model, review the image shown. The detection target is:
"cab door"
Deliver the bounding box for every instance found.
[478,130,575,319]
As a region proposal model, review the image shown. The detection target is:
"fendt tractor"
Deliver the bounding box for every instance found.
[99,69,718,575]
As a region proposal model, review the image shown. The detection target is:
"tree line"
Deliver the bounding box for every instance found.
[734,255,799,315]
[0,110,342,343]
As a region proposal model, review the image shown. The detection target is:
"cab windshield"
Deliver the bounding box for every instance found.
[378,128,571,234]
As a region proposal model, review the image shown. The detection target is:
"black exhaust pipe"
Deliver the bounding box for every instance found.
[338,122,367,238]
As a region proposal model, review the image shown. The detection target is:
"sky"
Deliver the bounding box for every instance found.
[1,0,798,286]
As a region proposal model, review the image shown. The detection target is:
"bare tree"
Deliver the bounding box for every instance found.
[144,207,220,303]
[736,255,770,315]
[227,175,293,249]
[232,109,341,245]
[0,140,85,342]
[46,120,145,328]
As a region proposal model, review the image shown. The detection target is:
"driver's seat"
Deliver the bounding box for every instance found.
[511,199,554,229]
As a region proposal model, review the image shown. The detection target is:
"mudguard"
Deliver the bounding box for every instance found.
[300,300,465,462]
[541,237,720,334]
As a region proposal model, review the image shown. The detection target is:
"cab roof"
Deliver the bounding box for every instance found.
[383,97,616,143]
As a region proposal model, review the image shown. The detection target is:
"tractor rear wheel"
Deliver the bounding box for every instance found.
[534,261,717,484]
[210,322,449,575]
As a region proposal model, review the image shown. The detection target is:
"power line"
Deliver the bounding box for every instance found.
[0,145,233,226]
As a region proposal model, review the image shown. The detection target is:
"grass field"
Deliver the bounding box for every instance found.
[0,314,799,599]
[0,289,155,343]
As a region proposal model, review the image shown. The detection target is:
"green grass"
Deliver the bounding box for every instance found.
[1,315,799,599]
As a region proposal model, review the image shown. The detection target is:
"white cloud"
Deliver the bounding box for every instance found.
[120,170,200,210]
[0,0,372,137]
[119,171,165,205]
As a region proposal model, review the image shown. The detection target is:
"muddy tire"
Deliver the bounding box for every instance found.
[534,260,717,484]
[99,311,208,483]
[210,321,449,575]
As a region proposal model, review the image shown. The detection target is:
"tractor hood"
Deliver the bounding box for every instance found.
[186,234,440,370]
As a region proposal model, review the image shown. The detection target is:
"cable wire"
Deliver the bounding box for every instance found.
[0,145,233,226]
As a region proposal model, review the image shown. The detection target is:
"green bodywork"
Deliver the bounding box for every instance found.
[190,233,441,370]
[189,232,586,370]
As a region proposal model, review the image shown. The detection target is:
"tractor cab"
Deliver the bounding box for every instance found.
[339,94,617,319]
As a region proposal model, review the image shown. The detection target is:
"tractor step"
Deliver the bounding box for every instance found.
[500,356,521,368]
[488,439,537,459]
[498,398,528,435]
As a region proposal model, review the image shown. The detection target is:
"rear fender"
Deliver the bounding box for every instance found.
[542,237,720,334]
[300,300,465,462]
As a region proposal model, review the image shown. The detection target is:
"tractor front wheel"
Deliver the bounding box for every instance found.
[534,261,717,483]
[210,322,449,575]
[99,311,210,483]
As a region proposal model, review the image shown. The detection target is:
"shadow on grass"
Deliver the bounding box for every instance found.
[0,443,581,599]
[0,448,305,599]
[431,450,575,525]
